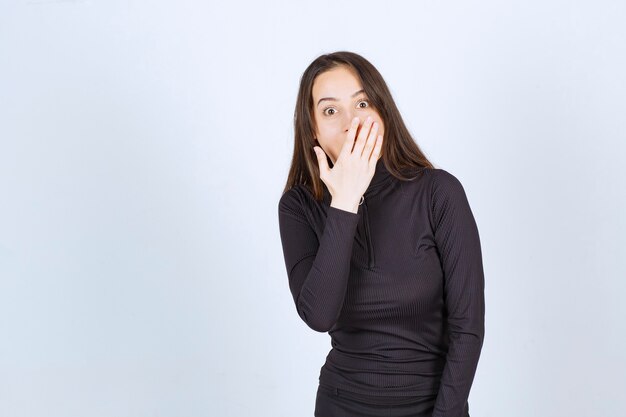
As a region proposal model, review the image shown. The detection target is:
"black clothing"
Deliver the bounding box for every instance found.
[315,383,440,417]
[278,159,484,417]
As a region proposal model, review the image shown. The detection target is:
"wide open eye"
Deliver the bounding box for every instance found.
[323,99,369,116]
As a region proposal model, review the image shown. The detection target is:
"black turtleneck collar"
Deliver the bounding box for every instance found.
[364,158,393,198]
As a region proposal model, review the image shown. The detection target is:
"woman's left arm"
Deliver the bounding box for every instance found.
[430,169,485,417]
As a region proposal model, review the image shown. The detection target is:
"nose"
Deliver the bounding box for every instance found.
[345,113,359,132]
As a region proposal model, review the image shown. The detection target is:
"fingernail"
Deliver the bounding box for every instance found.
[352,117,359,125]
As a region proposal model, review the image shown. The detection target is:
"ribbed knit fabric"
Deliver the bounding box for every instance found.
[278,158,485,417]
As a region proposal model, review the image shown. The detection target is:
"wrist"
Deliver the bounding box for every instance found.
[330,197,360,214]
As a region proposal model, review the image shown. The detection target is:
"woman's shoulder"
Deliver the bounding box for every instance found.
[405,166,462,188]
[400,167,468,204]
[425,168,473,216]
[397,165,459,187]
[427,167,466,192]
[278,184,317,218]
[427,167,463,184]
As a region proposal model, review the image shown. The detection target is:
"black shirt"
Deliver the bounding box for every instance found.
[278,158,485,416]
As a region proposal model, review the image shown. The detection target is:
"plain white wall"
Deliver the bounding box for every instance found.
[1,1,624,416]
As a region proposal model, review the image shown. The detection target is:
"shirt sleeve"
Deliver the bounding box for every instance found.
[429,169,486,417]
[278,187,360,332]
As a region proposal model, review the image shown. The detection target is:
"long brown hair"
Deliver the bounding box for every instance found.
[282,51,435,201]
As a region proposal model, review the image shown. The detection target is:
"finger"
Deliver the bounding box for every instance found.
[369,135,383,168]
[313,146,329,177]
[360,121,379,158]
[338,117,360,160]
[352,116,374,157]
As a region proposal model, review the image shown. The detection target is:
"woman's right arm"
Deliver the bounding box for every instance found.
[278,115,382,332]
[278,189,360,332]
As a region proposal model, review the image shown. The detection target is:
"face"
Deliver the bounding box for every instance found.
[311,66,385,164]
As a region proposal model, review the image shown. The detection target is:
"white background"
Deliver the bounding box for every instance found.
[1,1,625,416]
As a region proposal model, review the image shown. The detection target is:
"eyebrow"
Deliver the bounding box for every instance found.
[317,89,365,107]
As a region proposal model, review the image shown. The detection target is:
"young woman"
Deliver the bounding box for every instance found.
[278,51,485,417]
